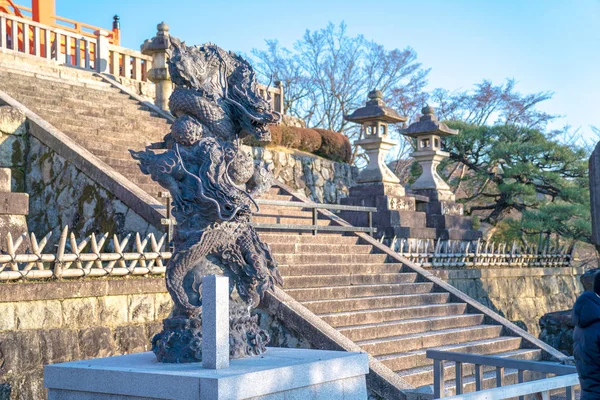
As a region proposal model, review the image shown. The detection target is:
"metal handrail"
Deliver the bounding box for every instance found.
[254,199,377,236]
[427,350,577,399]
[442,374,579,400]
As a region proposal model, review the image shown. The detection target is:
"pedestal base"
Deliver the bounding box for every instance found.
[44,348,369,400]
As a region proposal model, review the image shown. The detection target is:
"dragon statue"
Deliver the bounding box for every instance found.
[130,37,283,362]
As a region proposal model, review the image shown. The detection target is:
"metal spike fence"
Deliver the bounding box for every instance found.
[382,237,574,269]
[0,226,171,281]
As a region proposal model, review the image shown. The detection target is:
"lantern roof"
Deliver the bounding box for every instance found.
[345,90,407,124]
[402,105,458,138]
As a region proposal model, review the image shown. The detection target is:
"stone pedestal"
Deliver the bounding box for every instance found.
[341,182,437,239]
[44,348,369,400]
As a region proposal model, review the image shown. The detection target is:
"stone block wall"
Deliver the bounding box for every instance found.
[25,135,162,241]
[431,267,585,337]
[248,145,357,204]
[0,106,26,192]
[0,278,171,400]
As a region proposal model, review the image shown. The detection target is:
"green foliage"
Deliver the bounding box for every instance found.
[443,121,591,243]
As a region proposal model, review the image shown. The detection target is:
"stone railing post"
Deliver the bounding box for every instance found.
[94,29,110,73]
[141,22,172,111]
[202,274,230,369]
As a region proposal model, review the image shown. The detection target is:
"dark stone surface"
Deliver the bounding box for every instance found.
[12,370,44,400]
[78,327,116,359]
[427,215,473,230]
[539,309,574,356]
[0,384,10,400]
[114,325,148,354]
[39,329,80,365]
[581,268,600,291]
[0,331,41,373]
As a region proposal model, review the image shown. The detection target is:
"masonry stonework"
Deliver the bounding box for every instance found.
[249,146,357,204]
[0,279,171,400]
[431,267,584,337]
[26,136,162,240]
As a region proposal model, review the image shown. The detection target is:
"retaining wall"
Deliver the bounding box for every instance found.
[431,267,585,337]
[0,278,170,400]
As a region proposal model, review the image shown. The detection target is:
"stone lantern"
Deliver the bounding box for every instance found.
[345,89,407,188]
[141,22,172,111]
[402,105,458,201]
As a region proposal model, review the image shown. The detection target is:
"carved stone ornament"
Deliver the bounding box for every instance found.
[441,201,464,216]
[130,37,283,362]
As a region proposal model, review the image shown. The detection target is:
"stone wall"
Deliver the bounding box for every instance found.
[431,267,585,337]
[25,135,162,240]
[248,145,357,204]
[0,278,171,400]
[0,106,26,192]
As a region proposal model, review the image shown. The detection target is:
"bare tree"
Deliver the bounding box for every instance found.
[430,79,556,129]
[252,22,429,165]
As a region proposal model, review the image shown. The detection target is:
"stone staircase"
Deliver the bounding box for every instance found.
[0,62,564,397]
[0,67,169,200]
[255,186,552,395]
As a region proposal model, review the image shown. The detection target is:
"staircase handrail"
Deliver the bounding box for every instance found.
[427,350,576,398]
[441,373,579,400]
[253,198,377,235]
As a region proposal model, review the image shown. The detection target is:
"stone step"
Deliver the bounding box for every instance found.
[283,273,419,289]
[256,207,326,218]
[357,325,503,357]
[303,292,450,315]
[60,130,156,150]
[251,215,335,226]
[271,253,389,265]
[8,84,131,103]
[13,92,163,116]
[269,243,374,255]
[378,337,523,372]
[286,282,433,301]
[338,314,486,342]
[0,71,116,92]
[321,303,468,328]
[259,234,359,245]
[41,112,170,133]
[277,263,406,277]
[399,348,542,391]
[258,193,294,201]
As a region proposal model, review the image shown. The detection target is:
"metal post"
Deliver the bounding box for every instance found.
[496,366,504,387]
[312,207,318,236]
[368,211,373,236]
[455,362,463,395]
[474,364,483,391]
[433,359,445,398]
[518,369,525,400]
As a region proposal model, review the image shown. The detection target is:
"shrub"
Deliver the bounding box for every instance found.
[313,128,352,163]
[243,125,349,163]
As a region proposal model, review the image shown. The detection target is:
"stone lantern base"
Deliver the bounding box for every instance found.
[341,181,482,241]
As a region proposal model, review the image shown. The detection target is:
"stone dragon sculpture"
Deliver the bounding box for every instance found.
[130,37,283,362]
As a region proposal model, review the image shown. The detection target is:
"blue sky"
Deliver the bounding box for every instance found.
[23,0,600,139]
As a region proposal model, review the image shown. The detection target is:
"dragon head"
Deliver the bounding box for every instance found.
[167,38,280,143]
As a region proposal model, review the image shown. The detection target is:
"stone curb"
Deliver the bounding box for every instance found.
[0,89,165,228]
